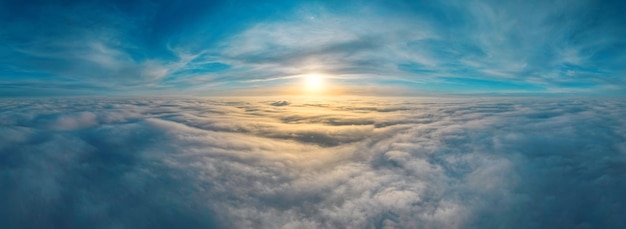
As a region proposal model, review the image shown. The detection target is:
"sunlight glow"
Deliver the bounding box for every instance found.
[304,74,324,92]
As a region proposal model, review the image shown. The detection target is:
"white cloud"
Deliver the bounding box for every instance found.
[0,97,625,228]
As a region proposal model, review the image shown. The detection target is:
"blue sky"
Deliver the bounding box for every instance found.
[1,0,625,96]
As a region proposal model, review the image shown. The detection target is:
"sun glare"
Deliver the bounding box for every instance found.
[304,74,324,92]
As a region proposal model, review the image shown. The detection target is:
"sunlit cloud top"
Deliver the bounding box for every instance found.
[1,0,625,96]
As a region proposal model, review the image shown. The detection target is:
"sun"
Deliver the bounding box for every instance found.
[304,74,324,92]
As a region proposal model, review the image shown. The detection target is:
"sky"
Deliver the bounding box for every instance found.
[1,0,626,97]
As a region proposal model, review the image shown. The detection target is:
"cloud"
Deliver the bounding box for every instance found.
[270,101,290,106]
[0,97,624,228]
[203,0,626,94]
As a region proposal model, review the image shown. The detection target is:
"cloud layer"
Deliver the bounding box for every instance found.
[1,97,625,228]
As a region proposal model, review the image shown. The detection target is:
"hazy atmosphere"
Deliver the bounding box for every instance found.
[1,0,625,228]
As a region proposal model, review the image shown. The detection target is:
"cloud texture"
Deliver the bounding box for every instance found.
[0,97,625,228]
